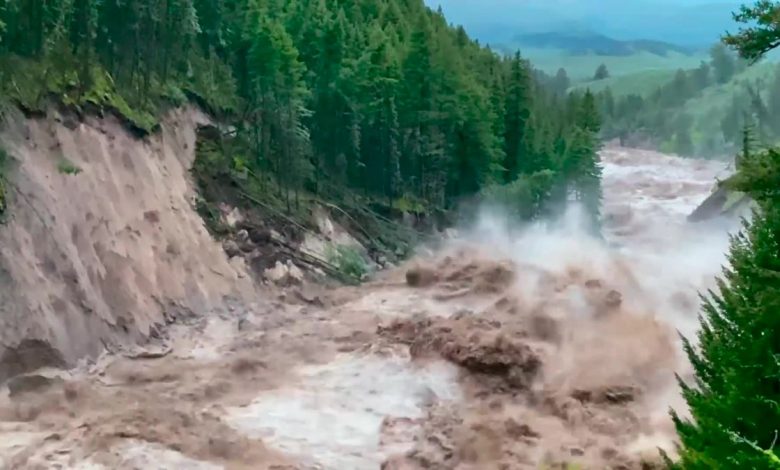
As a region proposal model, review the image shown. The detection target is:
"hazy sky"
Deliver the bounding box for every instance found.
[424,0,742,45]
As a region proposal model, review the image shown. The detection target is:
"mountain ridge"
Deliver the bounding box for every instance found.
[513,31,696,57]
[427,0,742,46]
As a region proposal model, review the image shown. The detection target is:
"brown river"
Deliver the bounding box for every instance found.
[0,146,740,469]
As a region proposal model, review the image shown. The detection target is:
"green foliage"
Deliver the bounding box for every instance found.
[0,0,604,234]
[671,201,780,469]
[590,47,776,156]
[670,12,780,467]
[593,63,610,80]
[571,69,678,97]
[516,47,706,81]
[57,158,81,175]
[325,243,370,281]
[723,1,780,62]
[480,170,555,220]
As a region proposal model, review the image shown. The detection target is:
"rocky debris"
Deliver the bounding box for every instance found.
[263,260,304,286]
[571,385,640,405]
[584,278,624,313]
[223,240,241,258]
[503,418,540,440]
[0,339,66,384]
[441,259,515,295]
[248,228,272,245]
[7,374,64,397]
[604,290,623,310]
[382,406,463,470]
[380,315,541,389]
[219,204,245,228]
[405,265,439,287]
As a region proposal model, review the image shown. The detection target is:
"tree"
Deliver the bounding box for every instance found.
[768,65,780,130]
[670,7,780,468]
[578,89,601,134]
[710,43,737,84]
[723,0,780,61]
[0,0,593,223]
[670,169,780,468]
[593,63,610,80]
[553,67,570,94]
[565,126,602,231]
[692,61,711,90]
[502,52,533,182]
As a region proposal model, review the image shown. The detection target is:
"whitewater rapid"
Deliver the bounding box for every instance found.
[0,146,739,470]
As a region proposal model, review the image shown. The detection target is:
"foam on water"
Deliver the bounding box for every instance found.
[226,353,461,469]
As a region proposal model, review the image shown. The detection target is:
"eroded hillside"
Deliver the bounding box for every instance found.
[0,136,741,469]
[0,106,254,375]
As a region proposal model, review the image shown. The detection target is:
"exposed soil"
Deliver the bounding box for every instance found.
[0,113,738,470]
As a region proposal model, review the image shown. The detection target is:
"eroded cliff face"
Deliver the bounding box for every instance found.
[0,106,253,376]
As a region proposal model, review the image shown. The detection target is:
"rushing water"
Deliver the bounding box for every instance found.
[0,147,742,470]
[222,147,739,469]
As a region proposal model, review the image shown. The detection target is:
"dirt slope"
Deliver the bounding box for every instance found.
[0,106,253,375]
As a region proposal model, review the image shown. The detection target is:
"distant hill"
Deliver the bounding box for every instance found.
[513,31,695,57]
[426,0,741,47]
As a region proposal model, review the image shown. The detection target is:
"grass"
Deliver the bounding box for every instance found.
[683,62,778,155]
[57,157,81,175]
[0,54,159,134]
[0,49,237,136]
[517,47,707,80]
[571,69,678,96]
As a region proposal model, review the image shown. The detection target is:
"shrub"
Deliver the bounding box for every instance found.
[325,243,369,281]
[57,158,81,175]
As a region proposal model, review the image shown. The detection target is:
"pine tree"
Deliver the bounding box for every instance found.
[502,51,533,182]
[0,0,590,219]
[769,65,780,131]
[566,127,602,232]
[670,9,780,467]
[553,67,570,95]
[593,63,610,80]
[736,118,758,170]
[671,186,780,468]
[578,89,601,134]
[710,43,736,84]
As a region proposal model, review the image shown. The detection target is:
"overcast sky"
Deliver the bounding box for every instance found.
[424,0,742,45]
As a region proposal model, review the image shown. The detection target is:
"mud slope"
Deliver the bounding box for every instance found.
[0,107,252,372]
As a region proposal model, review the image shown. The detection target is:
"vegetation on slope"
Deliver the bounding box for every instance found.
[670,2,780,467]
[0,0,604,238]
[585,43,780,157]
[513,47,706,81]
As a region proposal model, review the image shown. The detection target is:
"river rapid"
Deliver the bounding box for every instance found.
[0,146,739,470]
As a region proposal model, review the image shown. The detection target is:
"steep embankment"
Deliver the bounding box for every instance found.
[0,144,740,470]
[0,106,253,377]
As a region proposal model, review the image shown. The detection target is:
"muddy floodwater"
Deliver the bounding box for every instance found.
[0,147,738,469]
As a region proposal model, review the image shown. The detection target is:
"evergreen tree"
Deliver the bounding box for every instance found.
[578,89,601,133]
[502,52,533,182]
[566,126,602,231]
[553,67,571,95]
[769,65,780,131]
[711,43,737,84]
[692,61,711,89]
[671,176,780,468]
[594,63,610,80]
[670,6,780,468]
[0,0,595,221]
